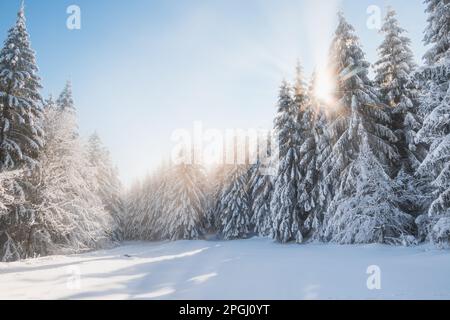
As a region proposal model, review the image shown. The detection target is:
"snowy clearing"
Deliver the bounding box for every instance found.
[0,238,449,300]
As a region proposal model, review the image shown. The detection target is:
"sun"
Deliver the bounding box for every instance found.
[314,68,335,105]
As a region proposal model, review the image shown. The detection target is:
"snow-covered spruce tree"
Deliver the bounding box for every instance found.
[308,107,333,240]
[0,3,44,170]
[216,163,252,240]
[321,13,415,244]
[147,163,173,240]
[162,163,207,240]
[124,163,170,241]
[87,133,125,241]
[205,164,231,233]
[270,80,305,243]
[249,161,273,237]
[124,175,157,240]
[423,0,450,67]
[303,71,334,235]
[374,8,425,173]
[415,0,450,247]
[56,81,76,113]
[0,4,46,261]
[325,135,416,244]
[296,69,324,239]
[124,179,145,240]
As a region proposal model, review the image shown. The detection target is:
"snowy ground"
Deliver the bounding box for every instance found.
[1,238,449,300]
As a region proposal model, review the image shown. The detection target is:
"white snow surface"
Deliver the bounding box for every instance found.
[0,238,449,300]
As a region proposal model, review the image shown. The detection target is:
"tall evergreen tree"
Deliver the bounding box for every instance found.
[270,80,305,243]
[374,8,424,172]
[125,169,168,241]
[249,161,273,237]
[56,81,75,113]
[415,0,450,246]
[217,163,252,240]
[0,3,43,170]
[0,3,46,261]
[305,71,334,238]
[164,163,207,240]
[298,69,324,238]
[423,0,450,66]
[321,13,414,244]
[205,164,230,233]
[124,179,144,240]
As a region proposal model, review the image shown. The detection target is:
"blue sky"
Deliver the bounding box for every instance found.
[0,0,428,185]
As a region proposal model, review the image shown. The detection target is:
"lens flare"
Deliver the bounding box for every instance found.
[314,68,335,105]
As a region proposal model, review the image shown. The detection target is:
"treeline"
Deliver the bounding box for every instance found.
[0,5,124,261]
[126,3,450,248]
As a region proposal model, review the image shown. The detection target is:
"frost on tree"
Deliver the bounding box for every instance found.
[415,0,450,247]
[0,4,45,261]
[324,137,415,244]
[320,13,414,244]
[422,0,450,66]
[32,95,115,256]
[57,81,76,114]
[124,179,146,240]
[164,163,207,240]
[124,159,208,242]
[298,70,326,238]
[204,165,227,232]
[124,162,170,241]
[0,170,24,261]
[307,71,333,236]
[125,174,161,240]
[249,161,273,237]
[270,80,305,243]
[87,132,125,241]
[374,8,425,173]
[0,3,43,170]
[217,164,252,240]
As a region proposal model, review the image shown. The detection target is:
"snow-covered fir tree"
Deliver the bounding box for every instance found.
[163,162,207,240]
[87,133,125,241]
[123,182,137,239]
[304,71,334,235]
[56,81,76,113]
[423,0,450,66]
[308,109,332,239]
[415,0,450,247]
[321,12,415,244]
[324,136,416,244]
[124,162,170,241]
[206,164,231,232]
[216,163,252,240]
[270,80,305,243]
[296,69,324,239]
[125,175,157,240]
[249,161,273,237]
[0,4,45,261]
[0,3,43,170]
[374,8,425,172]
[148,162,173,239]
[124,179,144,240]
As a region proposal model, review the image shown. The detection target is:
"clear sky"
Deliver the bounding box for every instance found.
[0,0,428,186]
